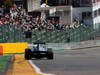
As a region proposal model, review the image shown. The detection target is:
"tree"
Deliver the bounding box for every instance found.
[3,0,13,14]
[4,0,13,9]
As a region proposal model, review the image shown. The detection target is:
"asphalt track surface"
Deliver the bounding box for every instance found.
[31,47,100,75]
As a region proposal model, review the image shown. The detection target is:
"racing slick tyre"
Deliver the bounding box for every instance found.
[25,49,32,60]
[47,48,53,59]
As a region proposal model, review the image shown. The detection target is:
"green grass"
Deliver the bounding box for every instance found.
[0,56,11,72]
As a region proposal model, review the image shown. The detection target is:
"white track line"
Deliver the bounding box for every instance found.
[29,60,55,75]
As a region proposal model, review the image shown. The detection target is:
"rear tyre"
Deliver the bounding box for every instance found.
[47,48,53,59]
[25,49,32,60]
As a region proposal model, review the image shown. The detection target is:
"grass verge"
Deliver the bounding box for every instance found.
[0,56,12,74]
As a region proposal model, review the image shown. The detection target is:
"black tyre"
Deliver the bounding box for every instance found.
[25,49,32,60]
[47,48,54,59]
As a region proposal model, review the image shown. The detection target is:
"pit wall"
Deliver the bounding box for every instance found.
[0,42,28,54]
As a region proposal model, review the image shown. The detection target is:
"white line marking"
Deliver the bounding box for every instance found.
[29,60,55,75]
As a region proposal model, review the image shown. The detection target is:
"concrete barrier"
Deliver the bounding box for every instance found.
[46,40,100,50]
[0,42,28,54]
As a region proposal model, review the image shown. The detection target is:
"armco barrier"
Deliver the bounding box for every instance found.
[0,42,28,54]
[46,40,100,50]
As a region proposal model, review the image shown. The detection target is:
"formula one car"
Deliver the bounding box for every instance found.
[25,41,53,60]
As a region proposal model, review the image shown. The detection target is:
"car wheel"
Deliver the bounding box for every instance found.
[47,49,53,59]
[25,49,32,60]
